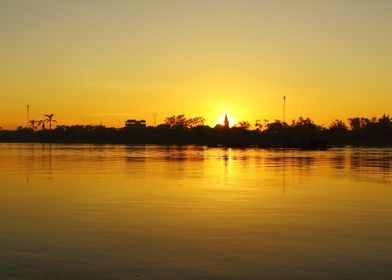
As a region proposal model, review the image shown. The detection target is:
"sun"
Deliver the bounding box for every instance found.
[217,114,236,127]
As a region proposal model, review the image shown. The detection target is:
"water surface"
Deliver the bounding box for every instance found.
[0,144,391,279]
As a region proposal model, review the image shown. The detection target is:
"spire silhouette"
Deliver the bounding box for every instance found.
[224,114,229,128]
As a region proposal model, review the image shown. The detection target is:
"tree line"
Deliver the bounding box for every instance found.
[0,114,391,148]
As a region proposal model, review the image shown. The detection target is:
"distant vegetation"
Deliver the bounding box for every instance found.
[1,114,392,148]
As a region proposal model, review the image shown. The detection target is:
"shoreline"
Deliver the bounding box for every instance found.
[1,141,391,149]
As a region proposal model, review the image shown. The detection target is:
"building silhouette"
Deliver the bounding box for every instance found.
[224,114,230,128]
[125,119,146,128]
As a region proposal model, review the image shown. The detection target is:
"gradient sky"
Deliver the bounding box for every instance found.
[1,0,391,129]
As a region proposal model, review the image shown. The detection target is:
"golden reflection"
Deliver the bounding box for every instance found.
[0,144,392,279]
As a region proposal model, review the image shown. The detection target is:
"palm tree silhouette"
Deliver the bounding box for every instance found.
[29,119,39,131]
[35,120,45,130]
[44,114,57,130]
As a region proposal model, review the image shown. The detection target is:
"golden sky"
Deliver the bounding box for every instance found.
[1,0,391,129]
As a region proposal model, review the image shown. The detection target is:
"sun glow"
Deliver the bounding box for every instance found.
[217,114,236,127]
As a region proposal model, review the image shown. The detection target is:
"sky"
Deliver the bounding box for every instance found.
[0,0,391,129]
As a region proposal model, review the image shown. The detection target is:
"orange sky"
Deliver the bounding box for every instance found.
[1,0,391,129]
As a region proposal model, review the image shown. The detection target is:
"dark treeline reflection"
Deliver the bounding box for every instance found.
[1,114,392,148]
[13,145,392,181]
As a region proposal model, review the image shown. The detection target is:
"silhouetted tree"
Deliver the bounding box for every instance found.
[36,120,45,131]
[187,117,205,128]
[165,115,205,128]
[348,117,360,131]
[44,114,57,130]
[29,119,40,131]
[328,119,349,145]
[255,120,262,131]
[237,121,251,129]
[378,114,392,127]
[348,117,371,131]
[329,119,348,131]
[265,120,287,134]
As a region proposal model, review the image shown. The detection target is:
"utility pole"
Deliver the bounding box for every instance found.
[26,104,30,128]
[283,96,286,124]
[153,112,157,127]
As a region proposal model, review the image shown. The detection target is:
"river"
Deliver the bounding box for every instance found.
[0,144,391,279]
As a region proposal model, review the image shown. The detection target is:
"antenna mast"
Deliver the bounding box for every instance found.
[283,96,286,124]
[153,112,157,127]
[26,104,30,128]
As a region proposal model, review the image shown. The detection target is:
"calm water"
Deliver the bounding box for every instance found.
[0,144,391,280]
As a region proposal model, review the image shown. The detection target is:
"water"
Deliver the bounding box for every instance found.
[0,144,391,280]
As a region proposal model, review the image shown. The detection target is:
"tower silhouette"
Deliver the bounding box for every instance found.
[152,112,157,127]
[283,96,286,123]
[26,104,30,128]
[224,114,229,128]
